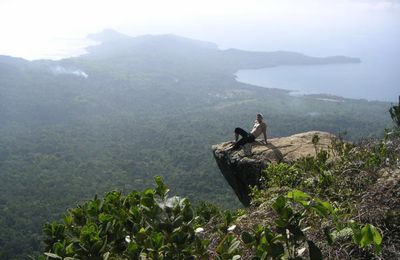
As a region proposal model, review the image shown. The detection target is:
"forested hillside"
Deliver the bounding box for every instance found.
[0,30,392,259]
[40,125,400,259]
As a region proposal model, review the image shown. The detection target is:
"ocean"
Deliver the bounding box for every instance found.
[234,21,400,103]
[235,55,399,102]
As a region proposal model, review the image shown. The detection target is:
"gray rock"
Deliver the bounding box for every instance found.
[212,131,334,206]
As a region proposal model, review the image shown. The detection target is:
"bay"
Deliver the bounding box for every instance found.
[235,54,399,103]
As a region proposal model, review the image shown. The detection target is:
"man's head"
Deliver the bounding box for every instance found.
[256,113,263,123]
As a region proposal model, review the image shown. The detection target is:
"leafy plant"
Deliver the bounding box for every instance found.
[215,234,241,260]
[348,221,383,254]
[243,191,330,259]
[261,163,302,188]
[243,190,383,259]
[41,176,210,259]
[195,201,222,226]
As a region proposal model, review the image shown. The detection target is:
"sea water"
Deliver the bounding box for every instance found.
[235,54,399,102]
[235,23,400,103]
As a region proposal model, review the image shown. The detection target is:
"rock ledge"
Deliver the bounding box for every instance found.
[212,131,335,206]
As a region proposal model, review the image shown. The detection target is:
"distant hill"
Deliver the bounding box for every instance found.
[0,55,29,66]
[0,30,360,75]
[87,28,132,42]
[78,30,360,71]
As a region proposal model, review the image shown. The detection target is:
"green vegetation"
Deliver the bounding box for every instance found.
[41,176,210,259]
[389,96,400,128]
[247,128,399,259]
[42,131,398,259]
[41,112,400,258]
[0,33,394,258]
[241,191,382,259]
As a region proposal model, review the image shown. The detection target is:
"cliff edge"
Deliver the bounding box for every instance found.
[212,131,335,206]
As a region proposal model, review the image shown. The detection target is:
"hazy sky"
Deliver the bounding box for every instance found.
[0,0,399,59]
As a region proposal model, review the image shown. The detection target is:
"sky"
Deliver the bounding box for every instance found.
[0,0,399,59]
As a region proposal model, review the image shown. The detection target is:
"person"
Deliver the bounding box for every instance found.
[229,113,267,151]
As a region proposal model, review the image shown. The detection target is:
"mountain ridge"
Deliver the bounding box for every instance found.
[80,30,361,70]
[0,29,361,70]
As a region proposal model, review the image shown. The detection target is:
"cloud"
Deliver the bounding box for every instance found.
[50,66,88,78]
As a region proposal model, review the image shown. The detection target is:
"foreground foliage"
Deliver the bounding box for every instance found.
[41,176,210,259]
[41,183,384,259]
[242,191,382,259]
[43,151,394,260]
[249,128,399,259]
[41,107,400,259]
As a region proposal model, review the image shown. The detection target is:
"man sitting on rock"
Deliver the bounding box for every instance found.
[228,113,267,151]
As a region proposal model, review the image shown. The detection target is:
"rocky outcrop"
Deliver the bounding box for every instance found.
[212,131,335,206]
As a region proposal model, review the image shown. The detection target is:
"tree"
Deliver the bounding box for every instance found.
[389,96,400,127]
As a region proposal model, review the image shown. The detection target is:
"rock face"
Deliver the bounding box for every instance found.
[212,131,335,206]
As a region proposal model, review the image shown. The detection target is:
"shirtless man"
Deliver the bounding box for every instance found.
[229,113,267,151]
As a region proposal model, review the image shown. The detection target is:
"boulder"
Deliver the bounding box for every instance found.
[212,131,335,206]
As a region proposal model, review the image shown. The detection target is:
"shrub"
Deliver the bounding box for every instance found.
[41,176,209,259]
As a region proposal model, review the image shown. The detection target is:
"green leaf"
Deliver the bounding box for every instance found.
[307,240,323,260]
[228,239,240,254]
[241,231,255,244]
[274,219,287,228]
[371,225,382,254]
[63,214,73,226]
[126,243,139,254]
[129,206,141,219]
[271,234,284,243]
[287,190,311,206]
[99,236,108,253]
[232,255,241,260]
[135,227,148,243]
[272,196,286,213]
[368,225,382,245]
[154,176,169,197]
[141,197,154,208]
[312,199,334,218]
[143,188,154,197]
[224,210,234,226]
[182,204,194,222]
[172,230,186,245]
[259,236,268,246]
[43,253,62,259]
[269,243,284,258]
[151,232,164,249]
[348,220,362,244]
[360,224,382,253]
[53,241,64,255]
[103,252,110,260]
[66,243,75,255]
[360,224,374,247]
[99,213,113,223]
[172,215,183,227]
